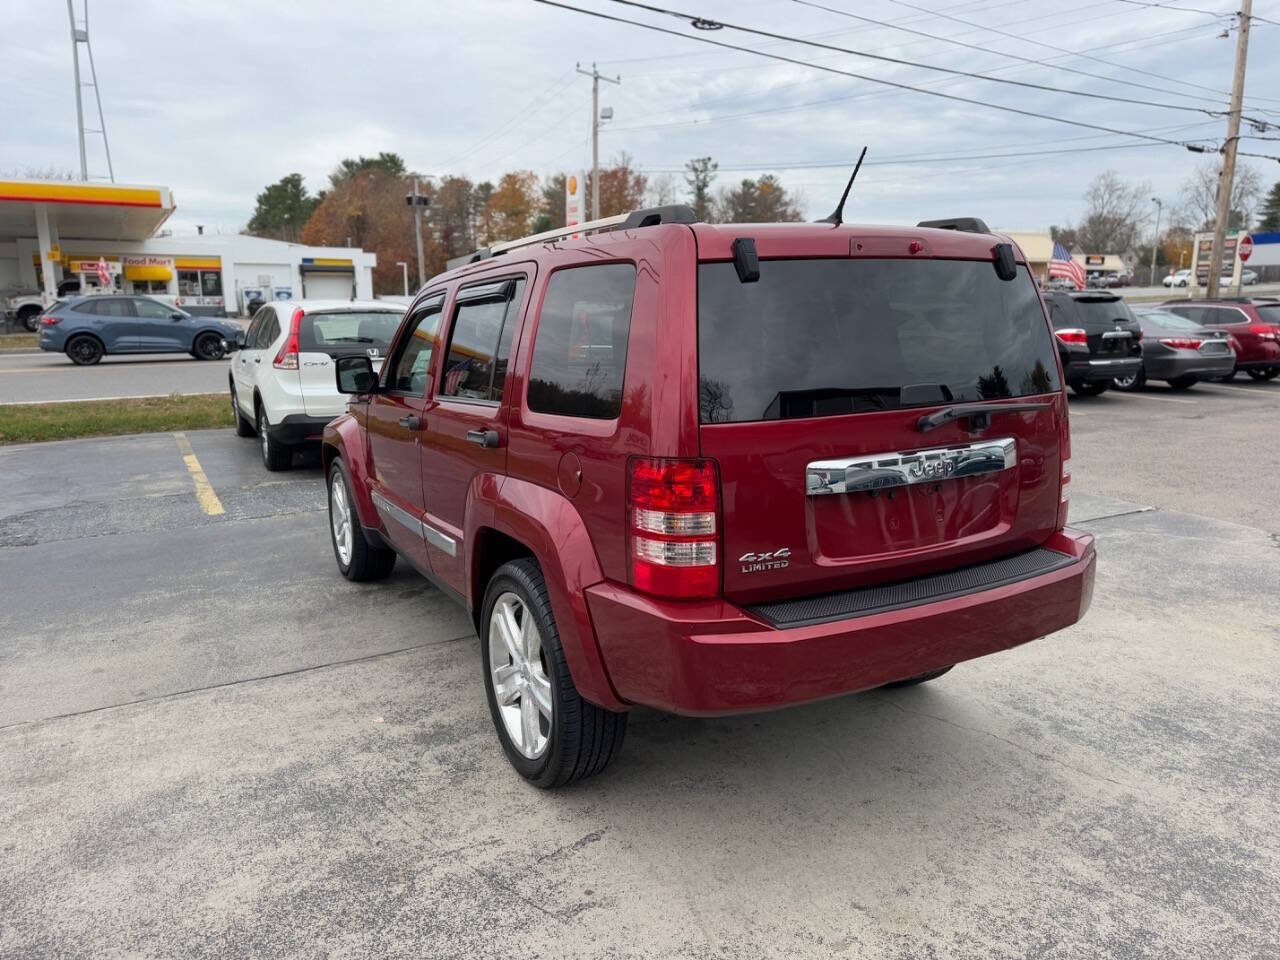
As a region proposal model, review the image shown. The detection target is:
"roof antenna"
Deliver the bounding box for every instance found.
[819,146,867,227]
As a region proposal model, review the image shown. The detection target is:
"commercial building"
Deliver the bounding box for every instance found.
[0,178,375,316]
[997,231,1054,283]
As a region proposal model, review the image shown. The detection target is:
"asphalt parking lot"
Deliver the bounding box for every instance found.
[2,388,1278,958]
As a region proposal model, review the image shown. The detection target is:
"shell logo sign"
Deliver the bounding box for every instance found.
[568,175,578,195]
[564,169,585,235]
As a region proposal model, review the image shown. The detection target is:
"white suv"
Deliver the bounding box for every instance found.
[226,299,404,470]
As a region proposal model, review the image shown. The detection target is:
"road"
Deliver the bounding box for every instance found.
[0,351,232,404]
[1,388,1278,958]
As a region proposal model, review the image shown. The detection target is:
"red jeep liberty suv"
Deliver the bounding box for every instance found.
[322,207,1096,787]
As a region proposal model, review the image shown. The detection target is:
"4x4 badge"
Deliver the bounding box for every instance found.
[740,547,791,574]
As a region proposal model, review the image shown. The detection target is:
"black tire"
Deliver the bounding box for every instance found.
[1246,366,1280,382]
[1112,367,1146,391]
[327,461,395,582]
[481,558,627,787]
[257,404,292,471]
[1070,380,1109,397]
[1166,375,1198,391]
[193,332,225,361]
[65,335,104,366]
[881,665,954,689]
[17,306,41,332]
[230,381,255,437]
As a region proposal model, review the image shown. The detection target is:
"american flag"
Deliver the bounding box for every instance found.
[1049,242,1086,289]
[96,257,111,288]
[444,357,473,396]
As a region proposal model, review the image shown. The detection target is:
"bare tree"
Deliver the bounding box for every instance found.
[1175,160,1263,232]
[1072,170,1152,254]
[645,173,679,208]
[0,165,77,181]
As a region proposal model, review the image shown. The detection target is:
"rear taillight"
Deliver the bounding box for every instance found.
[1227,335,1242,353]
[273,307,304,369]
[41,314,61,325]
[629,458,720,599]
[1247,324,1279,341]
[1159,337,1202,349]
[1058,412,1071,528]
[1054,328,1087,344]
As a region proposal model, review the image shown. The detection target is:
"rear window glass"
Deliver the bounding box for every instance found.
[1066,297,1138,324]
[698,259,1060,424]
[1137,310,1200,331]
[298,311,400,351]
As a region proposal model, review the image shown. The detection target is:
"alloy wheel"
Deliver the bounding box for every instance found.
[329,476,353,566]
[488,591,553,759]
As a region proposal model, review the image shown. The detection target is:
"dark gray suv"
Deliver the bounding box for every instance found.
[1042,291,1143,396]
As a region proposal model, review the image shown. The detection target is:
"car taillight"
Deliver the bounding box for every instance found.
[41,314,61,325]
[1247,324,1278,341]
[1058,412,1071,528]
[1054,328,1087,344]
[273,307,304,369]
[629,457,720,599]
[1159,338,1202,349]
[1227,335,1242,353]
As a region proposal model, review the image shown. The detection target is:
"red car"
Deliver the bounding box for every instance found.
[322,208,1096,786]
[1160,298,1280,381]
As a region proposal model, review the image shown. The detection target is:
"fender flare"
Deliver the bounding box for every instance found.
[468,475,626,712]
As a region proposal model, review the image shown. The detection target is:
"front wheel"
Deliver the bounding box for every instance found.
[1070,380,1109,397]
[1246,366,1280,381]
[328,461,395,581]
[482,559,626,787]
[1112,367,1146,391]
[193,332,225,361]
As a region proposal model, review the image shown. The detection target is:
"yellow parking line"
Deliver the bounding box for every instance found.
[173,432,225,516]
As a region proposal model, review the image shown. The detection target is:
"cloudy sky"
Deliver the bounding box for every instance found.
[3,0,1278,237]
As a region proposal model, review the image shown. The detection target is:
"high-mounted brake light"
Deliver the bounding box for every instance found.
[273,307,304,369]
[629,458,720,599]
[1054,328,1088,344]
[1159,337,1202,349]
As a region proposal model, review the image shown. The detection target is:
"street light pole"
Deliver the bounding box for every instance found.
[1207,0,1251,300]
[576,62,620,220]
[412,177,426,289]
[395,261,408,297]
[1150,198,1162,288]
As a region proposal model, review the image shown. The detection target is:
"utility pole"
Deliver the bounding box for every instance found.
[405,177,431,289]
[1207,0,1251,300]
[576,62,620,220]
[1150,198,1162,288]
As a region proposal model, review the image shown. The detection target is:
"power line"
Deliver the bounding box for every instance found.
[601,0,1225,117]
[1113,0,1236,16]
[531,0,1219,152]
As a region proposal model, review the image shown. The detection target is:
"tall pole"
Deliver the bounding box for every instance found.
[396,261,409,296]
[1207,0,1251,300]
[1150,198,1162,288]
[576,63,619,220]
[413,176,425,289]
[66,0,87,180]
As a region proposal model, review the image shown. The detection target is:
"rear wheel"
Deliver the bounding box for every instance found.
[1166,375,1198,391]
[481,558,627,787]
[193,332,224,361]
[257,405,292,471]
[1246,366,1279,381]
[881,665,954,688]
[327,461,395,581]
[1070,380,1109,397]
[65,335,103,365]
[1112,367,1146,391]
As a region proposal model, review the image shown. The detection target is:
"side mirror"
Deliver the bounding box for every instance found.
[221,330,245,354]
[170,312,185,321]
[335,355,377,394]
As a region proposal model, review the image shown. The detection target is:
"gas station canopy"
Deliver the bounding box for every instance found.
[0,179,174,244]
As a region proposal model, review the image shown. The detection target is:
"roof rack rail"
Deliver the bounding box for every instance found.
[445,248,493,271]
[916,217,991,234]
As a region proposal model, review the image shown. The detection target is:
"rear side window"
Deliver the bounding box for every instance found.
[1255,304,1280,324]
[527,264,636,419]
[698,259,1060,424]
[440,278,526,402]
[258,314,280,348]
[86,299,132,317]
[298,311,401,352]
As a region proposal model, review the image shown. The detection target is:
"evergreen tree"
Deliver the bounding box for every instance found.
[1259,181,1280,231]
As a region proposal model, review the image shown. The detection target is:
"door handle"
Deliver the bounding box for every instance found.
[254,358,260,363]
[466,429,501,448]
[399,415,421,430]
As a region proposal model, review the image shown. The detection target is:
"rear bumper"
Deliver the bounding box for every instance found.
[1064,357,1141,382]
[1144,352,1236,379]
[267,413,334,444]
[585,528,1096,716]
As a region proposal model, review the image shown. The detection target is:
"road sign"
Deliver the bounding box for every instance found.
[1239,234,1253,262]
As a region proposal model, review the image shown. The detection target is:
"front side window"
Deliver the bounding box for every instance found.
[527,264,636,419]
[440,279,526,402]
[698,259,1060,424]
[389,298,445,396]
[133,298,175,319]
[88,298,133,317]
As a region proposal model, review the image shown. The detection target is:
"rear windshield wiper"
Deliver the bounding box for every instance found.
[917,401,1051,432]
[324,336,376,344]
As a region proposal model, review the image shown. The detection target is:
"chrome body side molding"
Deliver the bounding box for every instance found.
[370,489,458,556]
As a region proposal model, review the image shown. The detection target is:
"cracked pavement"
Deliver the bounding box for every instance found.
[0,411,1277,958]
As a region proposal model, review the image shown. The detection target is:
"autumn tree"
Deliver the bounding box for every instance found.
[1159,225,1194,274]
[484,171,540,243]
[716,174,804,223]
[684,157,718,221]
[588,153,648,218]
[1176,160,1263,232]
[246,173,322,241]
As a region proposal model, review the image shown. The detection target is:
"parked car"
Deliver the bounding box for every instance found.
[224,299,404,470]
[1103,273,1132,288]
[1160,298,1280,381]
[1163,270,1192,288]
[1044,276,1078,292]
[36,294,240,366]
[3,290,44,331]
[1240,268,1259,286]
[1112,308,1236,391]
[1041,290,1144,395]
[320,207,1096,786]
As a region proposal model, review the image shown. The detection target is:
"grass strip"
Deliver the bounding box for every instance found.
[0,393,232,445]
[0,334,38,350]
